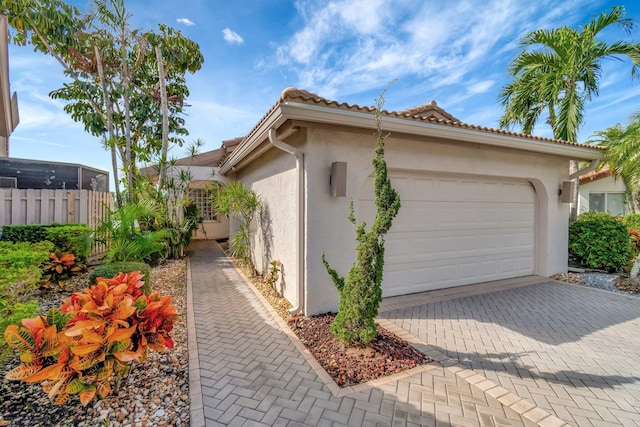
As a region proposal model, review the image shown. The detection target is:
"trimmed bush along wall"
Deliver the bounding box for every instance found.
[569,212,633,272]
[1,224,92,262]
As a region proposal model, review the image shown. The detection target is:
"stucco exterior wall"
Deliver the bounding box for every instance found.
[303,125,571,315]
[233,138,303,306]
[578,176,626,214]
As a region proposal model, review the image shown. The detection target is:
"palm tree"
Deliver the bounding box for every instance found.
[591,111,640,212]
[499,6,640,143]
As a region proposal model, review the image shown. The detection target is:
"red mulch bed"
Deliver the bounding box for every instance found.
[288,313,431,387]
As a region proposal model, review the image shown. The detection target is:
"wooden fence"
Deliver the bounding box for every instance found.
[0,189,113,257]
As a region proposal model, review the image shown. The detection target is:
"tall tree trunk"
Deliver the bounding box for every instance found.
[95,46,122,207]
[121,43,134,202]
[155,46,169,189]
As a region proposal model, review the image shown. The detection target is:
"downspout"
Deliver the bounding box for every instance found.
[569,159,600,180]
[268,128,304,315]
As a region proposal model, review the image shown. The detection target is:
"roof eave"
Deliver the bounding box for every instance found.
[220,101,603,174]
[279,102,603,161]
[219,104,288,174]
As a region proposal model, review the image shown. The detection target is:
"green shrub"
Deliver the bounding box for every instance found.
[0,224,93,261]
[569,212,633,271]
[0,241,51,362]
[620,213,640,231]
[89,262,151,294]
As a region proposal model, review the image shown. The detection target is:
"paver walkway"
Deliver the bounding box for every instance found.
[381,279,640,426]
[187,241,538,427]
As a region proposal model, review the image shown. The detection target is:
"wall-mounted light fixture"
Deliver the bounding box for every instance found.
[330,162,347,197]
[559,180,575,203]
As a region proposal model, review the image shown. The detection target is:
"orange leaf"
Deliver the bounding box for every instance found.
[112,298,136,320]
[70,343,101,356]
[112,345,143,362]
[79,386,96,406]
[112,283,129,296]
[24,363,63,383]
[4,363,42,381]
[22,316,46,336]
[4,325,35,352]
[64,319,105,337]
[107,325,137,344]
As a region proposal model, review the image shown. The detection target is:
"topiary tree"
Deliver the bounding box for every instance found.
[322,84,401,346]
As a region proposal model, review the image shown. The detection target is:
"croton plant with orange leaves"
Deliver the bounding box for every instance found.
[3,271,176,406]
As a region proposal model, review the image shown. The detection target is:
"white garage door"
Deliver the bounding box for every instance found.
[358,172,536,297]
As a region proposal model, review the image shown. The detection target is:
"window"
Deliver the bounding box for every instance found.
[589,192,626,216]
[188,188,217,221]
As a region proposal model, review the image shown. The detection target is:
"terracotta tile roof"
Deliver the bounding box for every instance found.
[579,165,614,185]
[274,87,605,151]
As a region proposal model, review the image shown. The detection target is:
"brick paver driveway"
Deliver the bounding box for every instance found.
[381,280,640,426]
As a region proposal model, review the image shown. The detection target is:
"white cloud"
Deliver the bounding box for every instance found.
[177,18,195,26]
[270,0,591,99]
[222,28,244,45]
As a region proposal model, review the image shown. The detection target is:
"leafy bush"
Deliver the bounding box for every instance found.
[620,213,640,231]
[96,202,168,265]
[43,226,93,262]
[40,252,87,290]
[1,224,93,262]
[0,241,53,362]
[89,262,151,294]
[3,271,176,406]
[569,212,633,271]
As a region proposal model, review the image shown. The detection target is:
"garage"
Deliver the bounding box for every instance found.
[359,171,536,297]
[221,87,604,315]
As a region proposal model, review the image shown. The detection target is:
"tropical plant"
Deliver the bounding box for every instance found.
[89,262,151,294]
[322,84,401,346]
[3,271,176,406]
[499,5,640,142]
[96,201,169,264]
[590,110,640,212]
[213,181,261,273]
[39,252,86,290]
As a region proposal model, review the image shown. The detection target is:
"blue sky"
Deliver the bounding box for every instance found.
[6,0,640,175]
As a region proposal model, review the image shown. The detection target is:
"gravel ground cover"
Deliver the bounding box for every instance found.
[0,259,188,427]
[552,271,640,296]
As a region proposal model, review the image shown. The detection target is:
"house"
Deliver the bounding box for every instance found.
[0,157,109,191]
[137,89,606,313]
[216,88,604,316]
[0,14,19,157]
[140,138,241,240]
[578,166,628,216]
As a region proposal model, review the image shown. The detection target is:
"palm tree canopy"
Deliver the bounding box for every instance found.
[499,6,640,142]
[591,110,640,188]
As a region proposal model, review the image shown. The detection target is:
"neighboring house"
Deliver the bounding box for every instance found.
[0,157,109,190]
[578,166,628,216]
[140,138,241,240]
[0,14,19,157]
[218,88,604,316]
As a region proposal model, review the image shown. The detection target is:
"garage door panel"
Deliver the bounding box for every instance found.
[358,172,535,297]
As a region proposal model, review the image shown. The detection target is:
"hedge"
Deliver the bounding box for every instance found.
[569,212,633,272]
[1,224,93,261]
